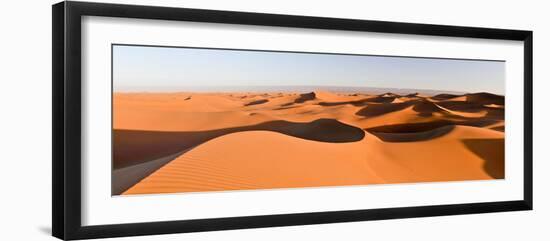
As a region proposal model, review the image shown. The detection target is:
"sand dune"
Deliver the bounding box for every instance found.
[113,91,505,195]
[363,126,504,183]
[123,131,378,195]
[465,92,505,105]
[431,93,460,100]
[114,118,364,169]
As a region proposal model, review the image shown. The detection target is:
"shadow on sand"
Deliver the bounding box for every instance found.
[365,121,456,142]
[244,99,269,106]
[462,138,505,179]
[356,97,505,119]
[365,119,502,142]
[113,118,365,170]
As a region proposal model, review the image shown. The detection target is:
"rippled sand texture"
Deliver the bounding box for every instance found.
[112,91,504,195]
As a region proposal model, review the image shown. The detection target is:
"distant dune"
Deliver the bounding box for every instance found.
[113,90,505,195]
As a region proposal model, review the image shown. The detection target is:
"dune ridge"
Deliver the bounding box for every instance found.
[113,90,505,195]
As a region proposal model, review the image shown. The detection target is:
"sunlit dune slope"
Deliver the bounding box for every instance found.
[123,131,379,195]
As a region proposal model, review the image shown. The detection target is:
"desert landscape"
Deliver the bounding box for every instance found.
[112,90,505,195]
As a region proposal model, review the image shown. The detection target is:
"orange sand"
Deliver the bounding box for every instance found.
[112,91,505,195]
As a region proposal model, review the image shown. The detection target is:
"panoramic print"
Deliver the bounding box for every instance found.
[112,45,505,195]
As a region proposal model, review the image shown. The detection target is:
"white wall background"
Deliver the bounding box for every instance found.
[0,0,547,240]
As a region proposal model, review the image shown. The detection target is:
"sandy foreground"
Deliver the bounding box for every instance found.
[112,91,505,195]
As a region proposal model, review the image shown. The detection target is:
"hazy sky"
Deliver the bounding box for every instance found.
[113,45,505,94]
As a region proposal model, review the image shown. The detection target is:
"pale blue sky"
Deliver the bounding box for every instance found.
[113,45,505,94]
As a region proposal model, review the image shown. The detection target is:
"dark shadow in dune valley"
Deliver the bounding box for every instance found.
[462,138,505,179]
[113,118,365,170]
[365,121,456,142]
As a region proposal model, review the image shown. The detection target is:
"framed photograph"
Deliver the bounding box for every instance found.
[52,1,533,240]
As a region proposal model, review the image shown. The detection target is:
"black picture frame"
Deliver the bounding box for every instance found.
[52,1,533,240]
